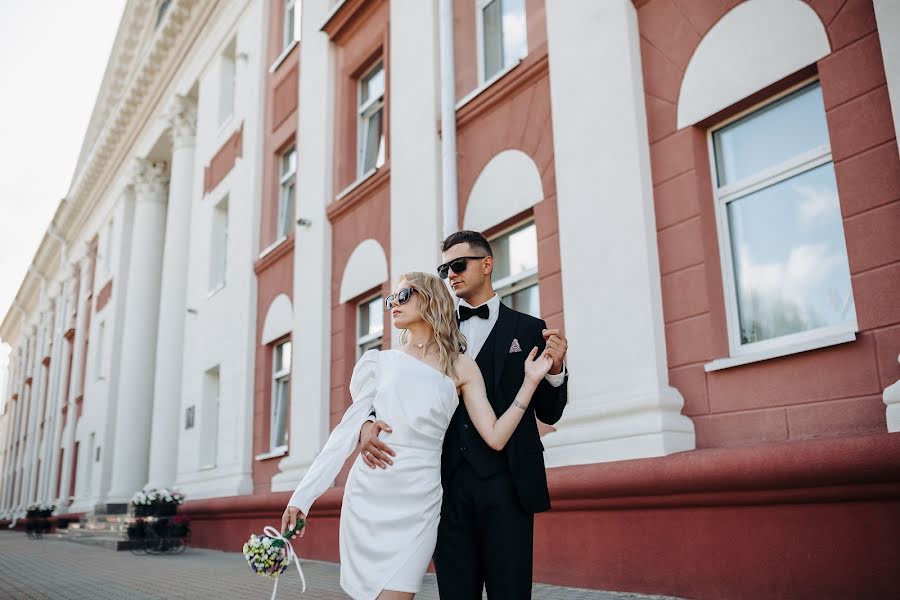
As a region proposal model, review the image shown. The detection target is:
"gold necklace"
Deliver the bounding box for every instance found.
[412,339,435,350]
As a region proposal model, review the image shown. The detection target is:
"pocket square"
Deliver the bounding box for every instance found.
[509,338,522,353]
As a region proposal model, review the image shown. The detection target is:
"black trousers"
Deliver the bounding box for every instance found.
[433,461,534,599]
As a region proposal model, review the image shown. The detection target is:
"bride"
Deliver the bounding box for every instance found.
[281,271,552,599]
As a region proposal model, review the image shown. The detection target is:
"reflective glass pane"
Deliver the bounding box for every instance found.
[501,0,527,67]
[482,0,503,79]
[727,163,855,345]
[362,108,384,172]
[272,379,289,447]
[361,64,385,106]
[358,298,383,338]
[503,284,540,318]
[279,181,295,238]
[492,223,538,281]
[281,146,297,176]
[713,83,829,187]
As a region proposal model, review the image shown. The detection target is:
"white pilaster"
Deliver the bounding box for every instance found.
[147,96,197,490]
[873,0,900,157]
[22,316,51,506]
[40,281,71,503]
[884,354,900,432]
[106,158,169,502]
[388,0,444,347]
[57,256,91,510]
[271,0,336,492]
[542,0,695,467]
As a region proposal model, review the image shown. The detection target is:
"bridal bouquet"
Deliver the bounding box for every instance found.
[242,520,307,597]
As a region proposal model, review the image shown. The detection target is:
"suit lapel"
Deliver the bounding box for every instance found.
[492,302,517,394]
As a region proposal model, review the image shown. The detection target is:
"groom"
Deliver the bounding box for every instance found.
[359,230,569,598]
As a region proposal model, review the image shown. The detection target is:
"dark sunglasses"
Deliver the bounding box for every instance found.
[437,256,487,280]
[384,287,416,310]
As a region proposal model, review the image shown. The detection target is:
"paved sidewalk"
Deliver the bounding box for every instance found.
[0,532,685,599]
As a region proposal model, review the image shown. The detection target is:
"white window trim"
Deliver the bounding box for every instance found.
[208,197,229,294]
[278,146,297,239]
[356,294,384,359]
[269,39,299,73]
[357,62,385,178]
[706,77,858,364]
[283,0,299,50]
[475,0,528,86]
[255,446,288,461]
[336,167,378,202]
[270,341,291,451]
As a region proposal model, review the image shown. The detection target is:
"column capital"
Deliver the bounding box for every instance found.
[167,94,198,150]
[129,158,169,203]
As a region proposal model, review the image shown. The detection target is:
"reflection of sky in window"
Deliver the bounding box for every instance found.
[359,298,383,338]
[493,223,537,280]
[361,65,384,105]
[728,164,855,343]
[275,341,291,372]
[713,84,829,187]
[502,0,527,66]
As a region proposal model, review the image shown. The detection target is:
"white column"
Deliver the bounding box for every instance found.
[271,0,336,491]
[106,159,169,502]
[23,315,50,505]
[389,0,444,347]
[57,256,90,509]
[147,96,197,490]
[874,0,900,156]
[542,0,695,467]
[884,354,900,432]
[40,281,70,502]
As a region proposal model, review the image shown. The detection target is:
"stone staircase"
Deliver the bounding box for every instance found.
[56,508,138,551]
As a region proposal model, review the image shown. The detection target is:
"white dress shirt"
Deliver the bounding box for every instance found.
[457,294,566,387]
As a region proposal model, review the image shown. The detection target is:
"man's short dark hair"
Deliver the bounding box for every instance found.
[441,230,493,257]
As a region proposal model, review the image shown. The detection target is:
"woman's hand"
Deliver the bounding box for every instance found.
[280,505,306,538]
[524,346,553,384]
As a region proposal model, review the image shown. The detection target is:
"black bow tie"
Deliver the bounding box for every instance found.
[458,304,490,322]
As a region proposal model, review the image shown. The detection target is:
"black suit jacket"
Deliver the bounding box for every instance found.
[443,302,568,514]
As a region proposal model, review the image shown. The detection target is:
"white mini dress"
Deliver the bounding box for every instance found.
[289,349,459,599]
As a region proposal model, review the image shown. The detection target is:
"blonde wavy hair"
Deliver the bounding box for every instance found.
[397,271,468,379]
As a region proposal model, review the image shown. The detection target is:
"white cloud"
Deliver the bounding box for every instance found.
[795,182,839,226]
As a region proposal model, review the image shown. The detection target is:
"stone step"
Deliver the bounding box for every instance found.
[56,533,139,551]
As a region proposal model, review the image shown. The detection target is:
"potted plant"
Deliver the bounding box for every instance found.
[170,514,191,538]
[126,518,147,540]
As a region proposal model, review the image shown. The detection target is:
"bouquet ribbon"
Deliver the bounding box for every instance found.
[262,524,307,598]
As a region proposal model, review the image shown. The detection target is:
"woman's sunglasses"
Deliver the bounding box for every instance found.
[384,287,416,310]
[436,256,487,280]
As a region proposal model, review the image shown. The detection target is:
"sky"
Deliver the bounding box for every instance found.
[0,1,127,338]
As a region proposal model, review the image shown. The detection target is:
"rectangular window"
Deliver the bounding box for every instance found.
[199,366,220,469]
[477,0,527,83]
[94,322,105,381]
[709,80,856,355]
[219,40,236,127]
[271,340,291,451]
[209,197,229,292]
[278,146,297,239]
[358,62,385,177]
[492,221,540,318]
[357,296,384,357]
[283,0,300,50]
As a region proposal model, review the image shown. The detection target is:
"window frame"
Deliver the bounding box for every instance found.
[277,145,297,241]
[357,61,386,178]
[706,77,857,362]
[475,0,528,85]
[269,339,291,454]
[489,220,540,317]
[208,196,229,295]
[356,294,384,359]
[283,0,299,51]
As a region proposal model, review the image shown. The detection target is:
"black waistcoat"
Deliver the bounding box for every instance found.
[442,322,507,480]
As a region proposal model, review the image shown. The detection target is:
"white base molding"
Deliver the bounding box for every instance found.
[542,387,696,468]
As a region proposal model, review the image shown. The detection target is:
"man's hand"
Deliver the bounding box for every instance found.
[280,505,306,538]
[359,420,395,469]
[542,328,568,375]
